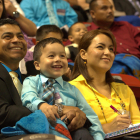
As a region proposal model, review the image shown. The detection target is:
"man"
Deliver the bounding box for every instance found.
[88,0,140,79]
[0,18,95,140]
[0,18,31,131]
[20,0,78,28]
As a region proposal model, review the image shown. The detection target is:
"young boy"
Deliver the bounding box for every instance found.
[26,25,71,81]
[21,38,105,140]
[65,22,88,62]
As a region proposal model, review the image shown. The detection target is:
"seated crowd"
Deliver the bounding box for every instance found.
[0,0,140,140]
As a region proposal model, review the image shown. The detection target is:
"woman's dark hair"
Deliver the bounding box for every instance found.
[1,0,7,19]
[71,29,117,84]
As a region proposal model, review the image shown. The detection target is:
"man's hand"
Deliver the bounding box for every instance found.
[39,103,59,121]
[4,0,17,17]
[61,106,86,131]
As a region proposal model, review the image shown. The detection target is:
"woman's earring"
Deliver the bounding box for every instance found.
[84,61,87,65]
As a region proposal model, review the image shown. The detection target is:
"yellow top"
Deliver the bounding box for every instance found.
[69,75,140,124]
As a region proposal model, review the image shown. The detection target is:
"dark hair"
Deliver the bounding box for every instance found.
[36,25,63,41]
[33,37,64,62]
[1,0,7,19]
[68,22,85,36]
[90,0,98,10]
[71,29,116,84]
[0,18,20,27]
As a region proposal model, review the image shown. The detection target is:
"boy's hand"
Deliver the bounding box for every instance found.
[39,103,60,121]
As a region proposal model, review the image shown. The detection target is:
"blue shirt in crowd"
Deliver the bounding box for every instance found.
[20,0,78,28]
[21,74,105,140]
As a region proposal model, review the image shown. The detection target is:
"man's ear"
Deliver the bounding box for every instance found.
[68,35,74,42]
[90,10,95,19]
[80,49,87,61]
[34,61,40,71]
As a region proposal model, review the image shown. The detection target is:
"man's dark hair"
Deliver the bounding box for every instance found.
[90,0,98,10]
[68,22,85,36]
[0,18,20,28]
[36,25,63,41]
[33,37,64,62]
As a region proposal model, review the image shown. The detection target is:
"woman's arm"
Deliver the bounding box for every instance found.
[4,0,37,36]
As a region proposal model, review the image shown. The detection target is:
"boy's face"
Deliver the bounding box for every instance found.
[69,23,88,44]
[35,43,68,79]
[44,32,63,42]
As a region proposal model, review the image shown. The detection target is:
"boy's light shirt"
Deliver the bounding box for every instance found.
[40,73,63,88]
[40,74,63,103]
[21,74,105,140]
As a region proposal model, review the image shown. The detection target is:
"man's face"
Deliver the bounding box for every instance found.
[90,0,114,25]
[0,24,27,64]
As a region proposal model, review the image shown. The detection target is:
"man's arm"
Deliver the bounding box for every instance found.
[60,106,87,131]
[0,79,31,130]
[4,0,37,36]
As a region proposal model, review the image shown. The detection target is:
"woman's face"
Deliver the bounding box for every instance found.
[80,34,115,73]
[0,0,3,18]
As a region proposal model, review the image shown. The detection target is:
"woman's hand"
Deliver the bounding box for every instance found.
[102,114,131,133]
[4,0,16,17]
[39,103,59,121]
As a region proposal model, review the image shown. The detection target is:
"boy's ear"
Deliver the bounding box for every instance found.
[68,35,74,42]
[34,61,41,71]
[36,41,39,45]
[80,49,87,61]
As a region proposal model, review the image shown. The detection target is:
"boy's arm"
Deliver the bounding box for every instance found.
[21,77,59,120]
[74,87,105,140]
[21,77,45,112]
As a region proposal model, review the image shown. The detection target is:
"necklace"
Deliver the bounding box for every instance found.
[91,85,126,123]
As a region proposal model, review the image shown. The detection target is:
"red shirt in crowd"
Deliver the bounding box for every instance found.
[87,21,140,59]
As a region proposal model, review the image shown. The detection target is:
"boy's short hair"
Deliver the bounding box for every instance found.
[68,22,85,36]
[36,25,63,41]
[33,37,64,62]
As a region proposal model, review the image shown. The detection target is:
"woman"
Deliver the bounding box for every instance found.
[70,29,140,133]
